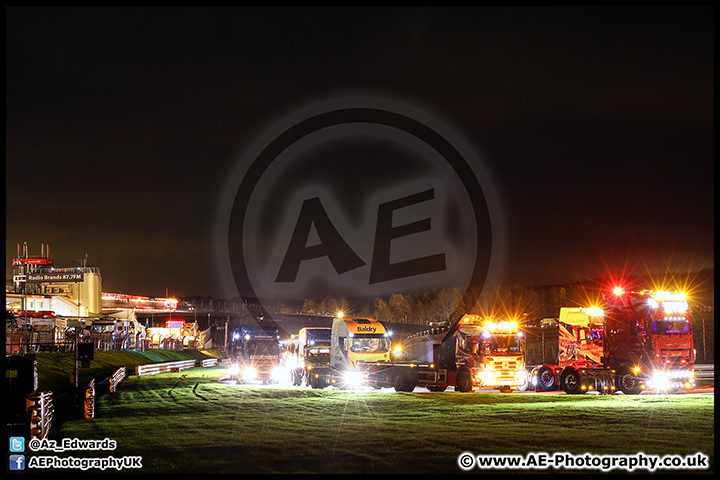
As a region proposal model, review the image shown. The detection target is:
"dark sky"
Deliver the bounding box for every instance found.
[6,6,714,301]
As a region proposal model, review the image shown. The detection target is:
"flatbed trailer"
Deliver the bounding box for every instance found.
[325,314,526,393]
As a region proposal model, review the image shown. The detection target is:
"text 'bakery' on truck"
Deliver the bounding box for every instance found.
[531,288,695,394]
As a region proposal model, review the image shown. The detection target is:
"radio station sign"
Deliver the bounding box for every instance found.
[27,272,84,283]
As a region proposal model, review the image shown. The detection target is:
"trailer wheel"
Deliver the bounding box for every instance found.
[616,367,642,395]
[560,369,582,394]
[536,366,558,391]
[455,369,473,392]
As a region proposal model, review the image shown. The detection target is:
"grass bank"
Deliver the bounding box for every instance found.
[43,366,714,474]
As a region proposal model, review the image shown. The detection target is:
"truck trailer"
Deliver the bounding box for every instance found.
[321,314,526,392]
[531,288,695,394]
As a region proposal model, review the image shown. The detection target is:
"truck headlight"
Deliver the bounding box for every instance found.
[344,371,365,388]
[478,371,494,383]
[229,364,240,376]
[242,367,257,381]
[651,371,670,390]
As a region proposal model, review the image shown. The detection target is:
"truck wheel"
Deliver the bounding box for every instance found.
[392,370,415,392]
[516,369,531,392]
[291,369,302,386]
[616,367,642,395]
[560,369,582,394]
[455,369,473,392]
[308,374,317,389]
[536,366,558,391]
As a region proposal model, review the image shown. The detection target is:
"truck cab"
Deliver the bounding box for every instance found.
[455,316,526,392]
[604,289,695,393]
[330,315,392,388]
[231,325,282,384]
[291,327,332,388]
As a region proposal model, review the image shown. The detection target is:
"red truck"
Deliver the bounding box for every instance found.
[531,288,695,394]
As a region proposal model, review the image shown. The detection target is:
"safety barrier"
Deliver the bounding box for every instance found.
[110,367,126,393]
[135,359,198,376]
[694,364,714,381]
[27,391,53,439]
[84,378,95,419]
[201,358,220,367]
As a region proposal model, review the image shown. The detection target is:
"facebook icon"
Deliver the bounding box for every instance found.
[9,455,25,471]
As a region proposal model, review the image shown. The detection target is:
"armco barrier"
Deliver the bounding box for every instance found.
[134,358,229,376]
[27,391,53,439]
[110,367,126,393]
[135,360,197,376]
[85,378,95,419]
[694,364,714,381]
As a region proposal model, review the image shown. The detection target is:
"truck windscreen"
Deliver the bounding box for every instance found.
[348,336,390,353]
[247,341,279,356]
[651,319,691,335]
[481,334,522,354]
[306,331,331,346]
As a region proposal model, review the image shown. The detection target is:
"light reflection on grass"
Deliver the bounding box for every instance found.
[51,366,713,474]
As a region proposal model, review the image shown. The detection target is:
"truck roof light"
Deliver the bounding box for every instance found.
[583,307,604,317]
[613,287,624,296]
[484,321,518,332]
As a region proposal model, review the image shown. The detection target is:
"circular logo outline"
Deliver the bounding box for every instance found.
[215,96,506,323]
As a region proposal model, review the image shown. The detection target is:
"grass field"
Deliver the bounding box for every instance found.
[30,361,714,475]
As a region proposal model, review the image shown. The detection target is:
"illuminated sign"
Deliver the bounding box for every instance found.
[27,272,83,282]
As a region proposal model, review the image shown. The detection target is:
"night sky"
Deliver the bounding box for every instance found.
[6,7,714,302]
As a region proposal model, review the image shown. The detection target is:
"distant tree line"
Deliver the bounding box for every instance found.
[180,269,714,327]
